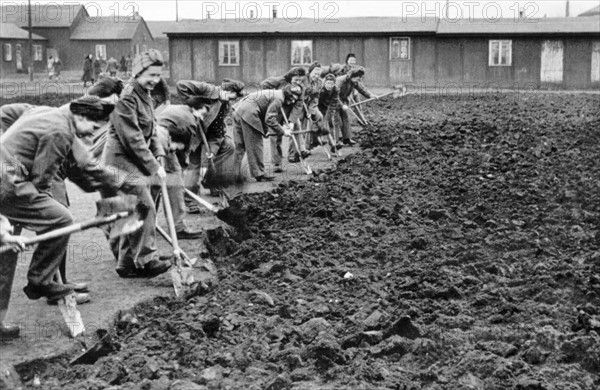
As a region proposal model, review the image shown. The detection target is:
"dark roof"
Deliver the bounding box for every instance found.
[165,17,438,36]
[1,4,86,28]
[437,17,600,35]
[0,23,47,40]
[579,5,599,17]
[146,21,179,39]
[70,16,152,40]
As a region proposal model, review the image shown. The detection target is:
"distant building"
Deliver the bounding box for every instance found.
[166,16,600,89]
[69,16,154,71]
[0,23,47,76]
[1,4,88,70]
[147,21,179,67]
[1,4,155,72]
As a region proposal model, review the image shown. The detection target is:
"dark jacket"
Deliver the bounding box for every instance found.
[82,57,94,82]
[101,80,165,188]
[336,74,373,102]
[318,85,341,118]
[260,71,304,123]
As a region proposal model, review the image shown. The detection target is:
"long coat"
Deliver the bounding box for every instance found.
[101,80,165,189]
[82,57,94,82]
[232,90,291,136]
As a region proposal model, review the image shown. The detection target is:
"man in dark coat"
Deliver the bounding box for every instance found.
[0,96,115,306]
[100,49,171,278]
[231,85,301,182]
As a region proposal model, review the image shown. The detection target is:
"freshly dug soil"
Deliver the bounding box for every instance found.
[16,93,600,390]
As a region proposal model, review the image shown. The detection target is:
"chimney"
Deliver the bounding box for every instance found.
[565,0,570,17]
[519,9,524,19]
[206,11,211,20]
[250,9,255,18]
[273,5,278,19]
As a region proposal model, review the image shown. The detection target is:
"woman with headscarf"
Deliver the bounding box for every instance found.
[0,96,116,305]
[100,49,172,279]
[231,84,301,182]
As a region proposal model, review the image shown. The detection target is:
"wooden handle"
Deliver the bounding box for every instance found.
[159,178,182,257]
[0,212,129,255]
[184,188,220,213]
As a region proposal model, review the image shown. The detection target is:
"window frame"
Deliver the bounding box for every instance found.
[390,37,411,60]
[218,40,240,66]
[33,44,43,61]
[489,39,512,67]
[3,43,12,61]
[95,44,107,61]
[291,40,313,66]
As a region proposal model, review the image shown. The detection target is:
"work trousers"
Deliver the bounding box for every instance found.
[232,113,268,179]
[0,189,73,313]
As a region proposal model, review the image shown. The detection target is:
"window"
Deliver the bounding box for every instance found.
[291,40,312,65]
[3,43,12,61]
[390,37,410,60]
[33,44,43,61]
[95,44,106,60]
[489,40,512,66]
[219,41,239,66]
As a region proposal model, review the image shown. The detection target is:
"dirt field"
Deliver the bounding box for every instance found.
[3,91,600,389]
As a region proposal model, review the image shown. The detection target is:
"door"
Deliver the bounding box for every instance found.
[15,44,22,71]
[541,40,563,83]
[592,42,600,83]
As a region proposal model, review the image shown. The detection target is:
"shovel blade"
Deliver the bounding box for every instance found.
[58,293,85,338]
[171,268,183,297]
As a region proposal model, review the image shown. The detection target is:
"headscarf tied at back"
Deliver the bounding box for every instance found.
[132,49,164,78]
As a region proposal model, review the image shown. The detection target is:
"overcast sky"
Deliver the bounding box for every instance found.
[1,1,598,21]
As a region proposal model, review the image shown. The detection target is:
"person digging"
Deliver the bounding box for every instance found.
[231,85,301,182]
[176,79,242,208]
[0,97,118,307]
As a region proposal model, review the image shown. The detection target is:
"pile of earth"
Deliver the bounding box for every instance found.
[15,92,600,390]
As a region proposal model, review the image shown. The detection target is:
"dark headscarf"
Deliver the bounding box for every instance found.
[69,96,114,121]
[177,80,220,109]
[87,78,124,98]
[221,79,245,97]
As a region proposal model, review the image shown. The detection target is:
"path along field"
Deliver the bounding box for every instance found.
[3,92,600,390]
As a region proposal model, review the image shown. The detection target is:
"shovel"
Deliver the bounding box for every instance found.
[347,96,369,126]
[280,108,313,175]
[184,188,247,230]
[0,195,147,255]
[347,84,407,109]
[55,272,85,338]
[158,176,191,297]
